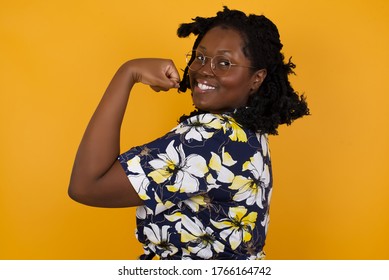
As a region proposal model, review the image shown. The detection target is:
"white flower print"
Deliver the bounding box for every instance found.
[153,191,175,215]
[143,223,178,258]
[164,210,182,232]
[229,151,270,208]
[181,215,225,259]
[258,133,269,158]
[174,114,222,142]
[206,173,221,191]
[148,140,208,193]
[261,188,272,234]
[211,206,257,250]
[136,205,153,219]
[182,194,208,212]
[261,209,271,236]
[249,251,266,260]
[126,156,151,200]
[208,147,237,184]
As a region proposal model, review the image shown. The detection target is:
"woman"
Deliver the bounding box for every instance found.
[69,7,309,259]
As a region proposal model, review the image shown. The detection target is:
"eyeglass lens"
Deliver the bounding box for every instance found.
[186,50,232,76]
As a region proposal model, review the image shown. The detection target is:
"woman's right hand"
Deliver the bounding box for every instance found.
[125,58,181,92]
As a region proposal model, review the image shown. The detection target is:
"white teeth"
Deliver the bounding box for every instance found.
[198,83,216,90]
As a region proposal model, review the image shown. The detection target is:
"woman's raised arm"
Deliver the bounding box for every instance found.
[68,59,180,207]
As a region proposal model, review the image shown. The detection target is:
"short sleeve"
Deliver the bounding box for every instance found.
[118,131,211,215]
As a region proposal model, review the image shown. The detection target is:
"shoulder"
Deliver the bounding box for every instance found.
[171,113,266,160]
[173,112,255,142]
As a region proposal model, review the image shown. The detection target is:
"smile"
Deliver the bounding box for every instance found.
[197,82,216,91]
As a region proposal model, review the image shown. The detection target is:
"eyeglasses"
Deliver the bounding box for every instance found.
[185,50,256,77]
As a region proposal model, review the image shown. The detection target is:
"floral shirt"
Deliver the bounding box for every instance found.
[118,113,272,260]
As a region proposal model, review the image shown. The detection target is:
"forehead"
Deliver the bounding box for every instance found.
[198,26,246,54]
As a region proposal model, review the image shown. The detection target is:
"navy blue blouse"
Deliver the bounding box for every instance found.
[118,113,272,259]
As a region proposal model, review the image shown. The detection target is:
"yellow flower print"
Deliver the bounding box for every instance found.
[154,192,175,215]
[164,211,182,223]
[182,194,208,212]
[217,115,248,142]
[174,114,222,141]
[228,120,248,142]
[148,140,208,193]
[206,173,220,190]
[126,156,151,200]
[211,206,257,250]
[181,216,225,259]
[229,151,270,208]
[164,210,183,232]
[209,147,237,183]
[143,223,178,258]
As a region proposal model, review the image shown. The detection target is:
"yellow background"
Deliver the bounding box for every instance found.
[1,0,388,259]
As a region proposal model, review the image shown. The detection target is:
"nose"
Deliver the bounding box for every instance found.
[199,58,215,76]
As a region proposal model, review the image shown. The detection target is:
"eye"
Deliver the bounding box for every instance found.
[195,54,206,63]
[216,57,232,69]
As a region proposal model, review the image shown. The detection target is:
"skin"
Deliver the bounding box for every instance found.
[68,59,179,207]
[190,26,267,113]
[68,26,266,208]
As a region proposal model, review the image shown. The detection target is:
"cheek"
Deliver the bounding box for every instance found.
[220,75,251,93]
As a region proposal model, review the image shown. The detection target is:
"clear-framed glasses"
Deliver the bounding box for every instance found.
[185,50,256,77]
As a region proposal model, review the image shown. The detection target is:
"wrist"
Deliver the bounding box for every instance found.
[120,59,143,85]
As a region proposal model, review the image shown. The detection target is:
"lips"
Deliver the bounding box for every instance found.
[195,79,217,92]
[198,82,216,90]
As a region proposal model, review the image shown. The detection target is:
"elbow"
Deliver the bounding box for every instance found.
[68,184,81,203]
[68,180,93,206]
[68,178,115,207]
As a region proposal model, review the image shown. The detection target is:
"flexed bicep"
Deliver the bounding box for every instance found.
[69,160,143,208]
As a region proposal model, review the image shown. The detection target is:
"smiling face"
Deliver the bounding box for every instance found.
[189,26,265,114]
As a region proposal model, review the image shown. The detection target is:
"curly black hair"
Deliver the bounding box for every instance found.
[177,6,309,135]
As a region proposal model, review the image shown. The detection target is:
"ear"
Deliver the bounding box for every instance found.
[250,69,267,94]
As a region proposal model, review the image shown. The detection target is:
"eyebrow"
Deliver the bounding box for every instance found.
[198,46,232,54]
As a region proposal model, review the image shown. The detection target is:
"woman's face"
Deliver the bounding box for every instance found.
[189,26,262,113]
